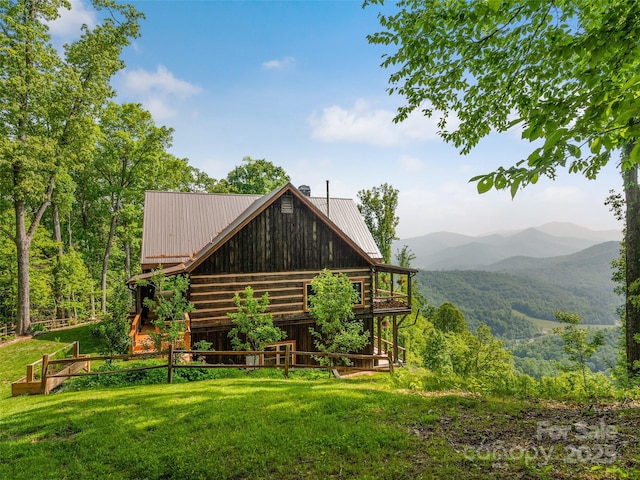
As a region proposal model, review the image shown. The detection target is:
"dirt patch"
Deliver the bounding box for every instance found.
[0,336,30,349]
[407,397,640,479]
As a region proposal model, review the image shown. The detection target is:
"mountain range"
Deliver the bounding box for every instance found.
[395,223,623,336]
[394,222,622,270]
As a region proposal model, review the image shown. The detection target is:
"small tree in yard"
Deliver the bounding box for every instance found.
[228,286,285,353]
[92,282,131,357]
[553,311,604,398]
[138,268,194,352]
[308,269,369,368]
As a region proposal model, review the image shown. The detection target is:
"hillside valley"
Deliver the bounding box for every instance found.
[399,223,622,339]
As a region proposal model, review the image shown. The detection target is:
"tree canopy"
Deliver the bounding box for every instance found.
[357,183,399,263]
[0,0,142,334]
[225,156,290,194]
[367,0,640,373]
[367,0,640,194]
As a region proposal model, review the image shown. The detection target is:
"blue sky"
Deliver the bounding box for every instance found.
[54,0,623,239]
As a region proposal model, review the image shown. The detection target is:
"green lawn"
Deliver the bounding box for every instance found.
[1,327,639,479]
[514,311,615,335]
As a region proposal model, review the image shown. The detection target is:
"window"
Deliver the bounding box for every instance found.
[281,195,293,214]
[304,278,365,311]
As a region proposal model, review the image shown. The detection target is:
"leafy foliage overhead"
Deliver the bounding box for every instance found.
[366,0,640,194]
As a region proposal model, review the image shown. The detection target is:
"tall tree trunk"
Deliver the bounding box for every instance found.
[14,178,54,335]
[15,199,31,336]
[623,145,640,375]
[52,200,65,318]
[124,239,132,307]
[101,211,119,313]
[52,200,63,252]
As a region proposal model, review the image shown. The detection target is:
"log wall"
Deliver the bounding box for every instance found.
[189,268,372,327]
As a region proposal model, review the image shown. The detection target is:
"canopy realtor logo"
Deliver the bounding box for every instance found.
[462,420,620,466]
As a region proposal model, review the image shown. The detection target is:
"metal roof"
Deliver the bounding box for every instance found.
[139,185,383,270]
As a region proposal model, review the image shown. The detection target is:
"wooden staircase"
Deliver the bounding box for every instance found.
[131,325,156,353]
[128,312,191,354]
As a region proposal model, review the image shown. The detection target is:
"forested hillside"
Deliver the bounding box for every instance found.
[416,267,619,337]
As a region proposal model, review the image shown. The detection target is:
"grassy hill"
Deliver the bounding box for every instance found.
[1,330,639,480]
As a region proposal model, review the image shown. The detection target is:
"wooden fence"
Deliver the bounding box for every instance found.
[13,343,395,396]
[1,324,15,338]
[11,341,90,396]
[31,318,86,332]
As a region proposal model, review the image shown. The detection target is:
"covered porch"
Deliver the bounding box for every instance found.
[372,263,418,364]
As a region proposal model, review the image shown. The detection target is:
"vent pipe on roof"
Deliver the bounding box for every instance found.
[326,180,330,219]
[298,185,311,196]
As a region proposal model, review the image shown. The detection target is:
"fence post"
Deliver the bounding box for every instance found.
[40,354,50,394]
[73,341,79,358]
[167,344,174,384]
[284,344,290,378]
[387,353,394,376]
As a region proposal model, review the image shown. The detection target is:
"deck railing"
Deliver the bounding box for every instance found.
[373,335,406,364]
[129,313,192,353]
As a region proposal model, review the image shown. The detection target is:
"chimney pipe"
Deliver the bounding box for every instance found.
[326,180,330,219]
[298,185,311,196]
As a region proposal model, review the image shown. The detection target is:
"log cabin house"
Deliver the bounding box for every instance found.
[127,183,417,366]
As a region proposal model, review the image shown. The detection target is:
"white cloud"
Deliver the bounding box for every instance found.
[533,185,585,203]
[118,65,202,120]
[47,0,96,39]
[262,56,296,70]
[398,155,424,173]
[308,99,454,147]
[122,65,202,99]
[394,176,623,239]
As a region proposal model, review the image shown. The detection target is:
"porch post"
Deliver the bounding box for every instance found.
[393,316,398,364]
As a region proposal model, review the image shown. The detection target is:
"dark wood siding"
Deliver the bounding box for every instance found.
[191,316,374,367]
[194,194,371,274]
[189,269,372,326]
[187,193,376,367]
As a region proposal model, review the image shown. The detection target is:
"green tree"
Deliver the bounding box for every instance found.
[553,311,604,396]
[91,282,131,356]
[367,0,640,373]
[227,286,285,352]
[308,269,370,367]
[226,157,290,194]
[54,248,94,320]
[0,0,141,335]
[92,102,174,313]
[422,328,453,374]
[357,183,399,263]
[432,302,467,334]
[395,245,416,268]
[139,269,194,352]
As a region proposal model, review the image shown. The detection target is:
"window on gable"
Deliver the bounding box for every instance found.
[281,195,293,214]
